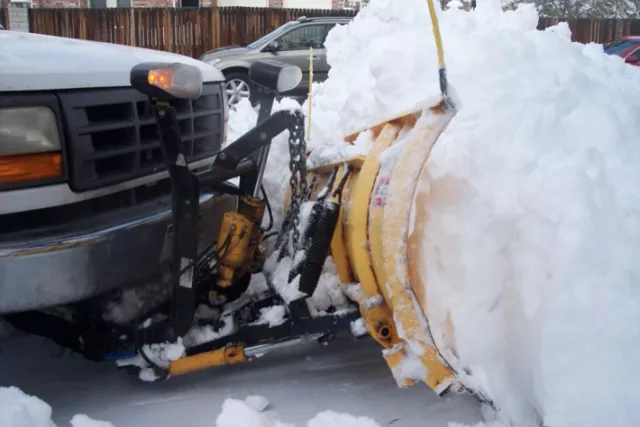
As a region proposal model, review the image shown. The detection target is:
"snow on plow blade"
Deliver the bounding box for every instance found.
[303,99,459,395]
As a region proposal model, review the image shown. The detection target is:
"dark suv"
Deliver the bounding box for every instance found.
[200,16,353,105]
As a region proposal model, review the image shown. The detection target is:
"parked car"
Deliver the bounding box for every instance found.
[0,29,234,315]
[604,36,640,65]
[200,16,353,106]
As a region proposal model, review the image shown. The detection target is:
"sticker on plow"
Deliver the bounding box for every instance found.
[372,176,391,208]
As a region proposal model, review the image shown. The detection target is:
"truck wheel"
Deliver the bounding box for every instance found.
[224,71,253,107]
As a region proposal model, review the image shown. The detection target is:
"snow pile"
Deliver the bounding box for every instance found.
[446,0,464,9]
[263,252,352,316]
[216,398,381,427]
[0,387,112,427]
[308,412,381,427]
[389,3,640,427]
[1,386,55,427]
[182,314,237,347]
[349,318,368,337]
[254,305,287,327]
[70,415,114,427]
[263,253,306,302]
[302,257,352,317]
[216,399,286,427]
[244,395,271,412]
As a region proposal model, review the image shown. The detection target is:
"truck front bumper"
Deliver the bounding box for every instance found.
[0,191,236,314]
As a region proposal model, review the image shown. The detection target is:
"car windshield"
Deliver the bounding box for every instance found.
[604,39,638,55]
[247,21,298,49]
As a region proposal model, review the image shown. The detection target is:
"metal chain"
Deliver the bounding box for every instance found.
[271,111,309,264]
[286,111,308,255]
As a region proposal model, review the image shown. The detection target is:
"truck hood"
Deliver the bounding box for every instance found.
[0,31,225,92]
[201,46,250,61]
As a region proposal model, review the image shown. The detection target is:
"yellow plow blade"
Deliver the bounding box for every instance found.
[304,99,460,395]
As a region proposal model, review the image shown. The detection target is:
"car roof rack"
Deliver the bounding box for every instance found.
[296,16,353,23]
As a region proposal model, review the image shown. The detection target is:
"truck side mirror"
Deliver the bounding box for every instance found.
[264,41,280,53]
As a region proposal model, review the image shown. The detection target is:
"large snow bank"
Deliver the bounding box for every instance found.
[417,12,640,427]
[229,0,640,426]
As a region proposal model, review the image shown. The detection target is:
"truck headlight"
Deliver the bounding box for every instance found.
[0,106,63,186]
[0,106,61,155]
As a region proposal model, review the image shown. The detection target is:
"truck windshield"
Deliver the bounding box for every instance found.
[247,21,298,49]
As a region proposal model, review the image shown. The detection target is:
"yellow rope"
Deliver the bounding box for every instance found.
[307,46,314,141]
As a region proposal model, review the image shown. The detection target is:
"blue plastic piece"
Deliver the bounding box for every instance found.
[103,351,136,361]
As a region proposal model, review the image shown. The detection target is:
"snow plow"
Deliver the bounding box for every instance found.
[121,54,460,391]
[107,55,464,395]
[3,0,475,402]
[114,0,471,396]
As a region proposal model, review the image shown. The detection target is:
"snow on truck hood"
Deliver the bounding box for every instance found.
[0,31,224,92]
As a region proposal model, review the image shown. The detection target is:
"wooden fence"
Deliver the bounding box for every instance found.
[537,17,640,44]
[0,7,9,30]
[28,7,357,59]
[25,7,640,59]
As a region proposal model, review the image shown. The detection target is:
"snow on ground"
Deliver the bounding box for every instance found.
[0,332,483,427]
[227,0,640,426]
[216,398,389,427]
[0,386,114,427]
[244,394,270,412]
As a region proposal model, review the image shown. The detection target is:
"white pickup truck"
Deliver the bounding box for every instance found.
[0,30,234,316]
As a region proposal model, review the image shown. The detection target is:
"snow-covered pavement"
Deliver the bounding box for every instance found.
[0,332,483,427]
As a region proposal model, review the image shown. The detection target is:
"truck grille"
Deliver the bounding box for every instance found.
[58,83,224,192]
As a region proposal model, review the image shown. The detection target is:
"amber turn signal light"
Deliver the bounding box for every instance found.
[0,152,63,186]
[130,62,203,102]
[148,68,173,92]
